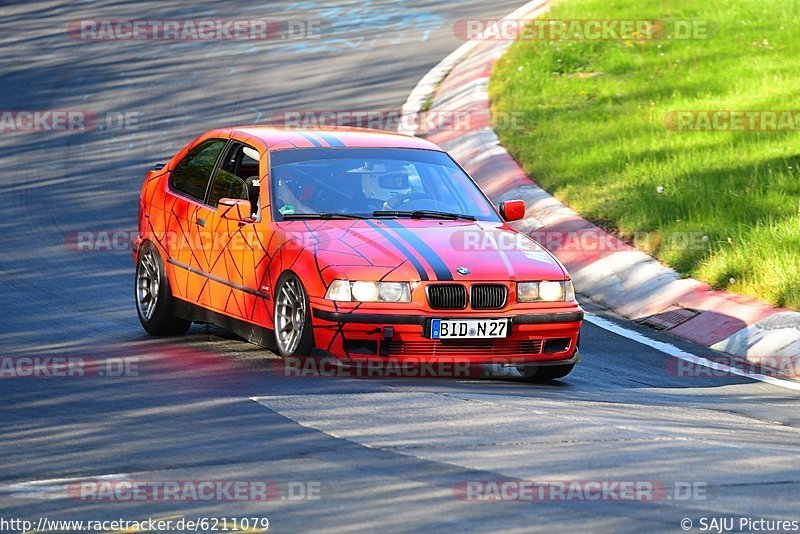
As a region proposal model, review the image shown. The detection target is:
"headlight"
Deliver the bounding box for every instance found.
[352,281,380,302]
[325,280,411,303]
[517,282,539,302]
[379,282,409,302]
[538,281,564,301]
[517,281,575,302]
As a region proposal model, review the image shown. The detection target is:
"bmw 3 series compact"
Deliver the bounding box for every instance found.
[133,127,583,380]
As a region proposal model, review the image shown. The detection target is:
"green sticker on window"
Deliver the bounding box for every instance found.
[279,205,295,215]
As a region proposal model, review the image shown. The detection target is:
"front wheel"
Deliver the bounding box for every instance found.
[135,242,191,336]
[273,272,315,357]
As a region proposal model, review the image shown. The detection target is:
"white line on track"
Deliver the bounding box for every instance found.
[0,473,128,500]
[584,313,800,392]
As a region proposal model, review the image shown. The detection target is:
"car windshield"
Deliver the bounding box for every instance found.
[270,148,500,222]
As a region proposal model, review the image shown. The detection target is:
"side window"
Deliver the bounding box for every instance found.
[169,139,227,201]
[209,142,261,215]
[208,170,248,208]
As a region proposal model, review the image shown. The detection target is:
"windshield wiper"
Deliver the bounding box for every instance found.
[372,210,476,221]
[282,213,366,220]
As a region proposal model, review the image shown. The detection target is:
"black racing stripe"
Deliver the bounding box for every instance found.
[296,132,324,147]
[315,132,345,147]
[381,220,453,281]
[364,220,429,281]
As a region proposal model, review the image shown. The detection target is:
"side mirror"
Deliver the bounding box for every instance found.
[500,199,526,222]
[218,198,252,221]
[153,163,165,171]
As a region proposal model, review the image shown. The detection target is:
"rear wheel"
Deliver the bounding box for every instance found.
[135,242,191,335]
[273,272,315,357]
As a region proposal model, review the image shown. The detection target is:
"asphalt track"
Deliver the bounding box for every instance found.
[1,1,800,532]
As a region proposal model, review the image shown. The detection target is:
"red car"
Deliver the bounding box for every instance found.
[133,127,582,380]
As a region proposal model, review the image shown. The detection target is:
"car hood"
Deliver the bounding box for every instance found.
[277,219,566,282]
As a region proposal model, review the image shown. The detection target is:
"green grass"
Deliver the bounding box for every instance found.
[490,0,800,309]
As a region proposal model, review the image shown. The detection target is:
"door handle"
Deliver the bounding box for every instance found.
[196,217,206,227]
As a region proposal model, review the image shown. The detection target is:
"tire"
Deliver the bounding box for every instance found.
[135,241,191,335]
[273,271,315,357]
[517,361,576,382]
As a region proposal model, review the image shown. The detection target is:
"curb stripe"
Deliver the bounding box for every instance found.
[381,220,453,281]
[364,220,430,281]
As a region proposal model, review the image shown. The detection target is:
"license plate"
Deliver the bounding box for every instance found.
[430,318,510,339]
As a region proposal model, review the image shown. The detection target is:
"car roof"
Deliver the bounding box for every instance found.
[226,126,444,152]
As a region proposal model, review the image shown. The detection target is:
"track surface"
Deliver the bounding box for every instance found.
[1,1,800,532]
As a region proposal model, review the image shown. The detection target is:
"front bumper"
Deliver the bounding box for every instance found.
[309,306,583,365]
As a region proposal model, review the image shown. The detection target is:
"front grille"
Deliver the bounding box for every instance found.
[388,339,543,357]
[471,284,508,310]
[427,284,467,310]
